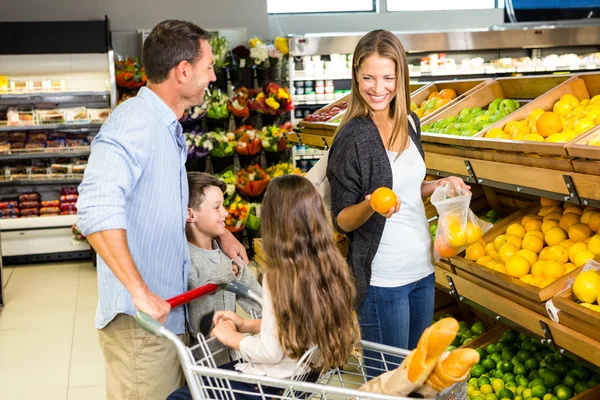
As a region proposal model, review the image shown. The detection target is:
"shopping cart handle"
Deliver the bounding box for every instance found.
[219,281,262,306]
[135,311,165,336]
[166,283,219,308]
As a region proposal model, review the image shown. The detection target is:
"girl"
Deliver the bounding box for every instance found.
[326,30,469,372]
[169,174,358,399]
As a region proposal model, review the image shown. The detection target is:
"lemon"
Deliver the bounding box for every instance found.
[531,260,546,277]
[569,242,588,264]
[477,255,495,267]
[524,133,545,142]
[517,249,537,266]
[545,133,568,143]
[559,239,574,248]
[573,270,600,303]
[538,277,556,288]
[520,274,534,284]
[507,255,531,278]
[541,219,559,234]
[493,263,507,274]
[569,223,593,243]
[553,100,573,116]
[581,210,596,225]
[564,263,578,275]
[466,222,483,245]
[499,243,519,264]
[486,128,506,139]
[543,260,565,279]
[561,94,580,108]
[466,242,487,261]
[573,118,596,135]
[559,213,581,232]
[507,223,526,238]
[539,247,550,260]
[527,108,545,124]
[545,226,568,246]
[505,235,523,249]
[574,250,596,267]
[564,205,583,215]
[547,245,569,263]
[588,212,600,232]
[587,234,600,255]
[494,234,508,251]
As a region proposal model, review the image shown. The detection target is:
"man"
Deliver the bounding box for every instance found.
[77,20,248,399]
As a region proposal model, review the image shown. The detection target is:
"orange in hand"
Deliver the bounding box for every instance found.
[370,187,397,214]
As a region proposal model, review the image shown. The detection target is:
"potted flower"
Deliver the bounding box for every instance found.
[260,123,293,166]
[250,82,293,126]
[249,38,269,88]
[209,35,231,92]
[224,195,249,241]
[115,57,147,89]
[266,44,284,82]
[235,125,262,167]
[205,89,230,131]
[228,87,253,126]
[236,164,269,198]
[180,102,208,126]
[231,45,253,89]
[203,129,236,173]
[185,131,209,172]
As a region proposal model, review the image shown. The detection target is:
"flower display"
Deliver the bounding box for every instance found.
[274,37,289,55]
[209,36,231,68]
[203,129,236,158]
[249,38,269,68]
[224,195,249,232]
[266,163,294,178]
[185,131,209,159]
[205,89,230,120]
[236,164,269,197]
[216,170,237,198]
[259,123,292,152]
[234,125,262,156]
[228,87,251,118]
[250,83,293,115]
[115,58,147,89]
[232,45,250,68]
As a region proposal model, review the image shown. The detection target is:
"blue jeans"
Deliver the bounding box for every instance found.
[357,273,435,377]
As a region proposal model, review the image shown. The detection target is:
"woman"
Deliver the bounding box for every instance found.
[326,30,469,368]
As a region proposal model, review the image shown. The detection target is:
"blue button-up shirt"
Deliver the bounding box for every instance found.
[77,87,189,333]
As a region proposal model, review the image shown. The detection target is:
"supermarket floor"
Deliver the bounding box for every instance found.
[0,261,106,400]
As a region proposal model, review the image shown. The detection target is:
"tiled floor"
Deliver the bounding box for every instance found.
[0,262,106,400]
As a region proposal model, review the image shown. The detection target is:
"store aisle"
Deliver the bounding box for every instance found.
[0,261,105,400]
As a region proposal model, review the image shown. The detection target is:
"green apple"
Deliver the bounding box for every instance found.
[459,107,473,116]
[471,107,484,116]
[488,98,504,113]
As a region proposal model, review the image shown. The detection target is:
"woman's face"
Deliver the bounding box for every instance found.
[357,54,397,113]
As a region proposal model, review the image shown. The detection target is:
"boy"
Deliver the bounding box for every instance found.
[186,172,262,365]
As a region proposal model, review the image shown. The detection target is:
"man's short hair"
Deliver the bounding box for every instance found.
[187,172,226,209]
[142,20,212,83]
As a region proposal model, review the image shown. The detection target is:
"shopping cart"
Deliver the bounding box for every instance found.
[135,282,467,400]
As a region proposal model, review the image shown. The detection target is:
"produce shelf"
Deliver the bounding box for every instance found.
[0,177,82,186]
[0,123,102,132]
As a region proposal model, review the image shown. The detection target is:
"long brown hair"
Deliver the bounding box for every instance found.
[262,175,358,370]
[335,29,411,153]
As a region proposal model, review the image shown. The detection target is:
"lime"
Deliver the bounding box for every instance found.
[589,375,600,386]
[517,377,530,388]
[477,348,488,359]
[562,375,576,388]
[490,370,497,377]
[488,344,497,354]
[514,364,527,376]
[464,338,474,345]
[518,333,528,342]
[522,388,533,399]
[506,382,518,392]
[528,371,540,381]
[529,379,545,389]
[555,385,574,400]
[574,381,590,394]
[496,343,507,353]
[525,358,540,371]
[531,385,548,398]
[502,331,519,344]
[486,394,499,400]
[541,371,561,389]
[553,363,569,376]
[451,336,462,347]
[469,377,479,387]
[493,378,506,393]
[504,373,516,383]
[496,370,506,379]
[479,376,492,387]
[514,396,524,400]
[511,357,520,366]
[517,350,532,364]
[472,365,486,378]
[447,345,457,352]
[492,353,503,363]
[503,349,517,361]
[459,321,470,330]
[501,361,514,373]
[543,394,554,400]
[534,353,545,362]
[498,389,515,399]
[481,384,494,395]
[575,366,592,381]
[472,321,488,335]
[553,353,568,363]
[464,331,476,340]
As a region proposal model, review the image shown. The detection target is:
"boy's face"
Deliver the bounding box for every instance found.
[187,186,228,238]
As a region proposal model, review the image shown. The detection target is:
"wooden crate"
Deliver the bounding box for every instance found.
[450,204,585,303]
[469,75,593,156]
[553,288,600,343]
[566,125,600,162]
[460,325,506,350]
[416,78,492,124]
[421,75,571,147]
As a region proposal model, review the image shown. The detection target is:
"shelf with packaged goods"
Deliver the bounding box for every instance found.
[0,148,90,161]
[0,177,82,187]
[0,91,110,106]
[0,214,79,231]
[0,123,102,132]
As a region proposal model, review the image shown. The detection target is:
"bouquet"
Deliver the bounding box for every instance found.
[250,83,293,115]
[185,131,209,159]
[72,224,88,245]
[260,123,292,152]
[232,45,251,68]
[274,37,289,55]
[209,36,231,68]
[216,170,237,198]
[228,87,251,118]
[115,58,147,89]
[246,203,261,232]
[224,195,249,232]
[205,89,230,120]
[249,38,268,68]
[267,44,284,67]
[236,164,269,198]
[235,125,262,156]
[266,162,294,178]
[181,103,208,122]
[203,130,236,158]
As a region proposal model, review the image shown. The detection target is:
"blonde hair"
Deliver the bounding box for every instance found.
[335,30,411,153]
[261,175,359,370]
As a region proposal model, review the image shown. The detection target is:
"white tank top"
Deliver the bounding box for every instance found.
[370,138,434,287]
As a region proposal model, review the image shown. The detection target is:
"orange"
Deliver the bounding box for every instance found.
[539,246,550,260]
[521,235,544,253]
[563,205,583,215]
[466,242,486,261]
[494,234,508,251]
[434,235,458,258]
[414,108,424,119]
[543,212,563,222]
[543,260,565,279]
[531,260,546,277]
[520,274,534,284]
[427,91,440,101]
[370,187,397,213]
[588,212,600,232]
[506,223,526,238]
[581,210,597,225]
[540,198,562,207]
[536,112,562,137]
[506,255,531,278]
[565,263,578,274]
[504,121,520,134]
[465,222,483,245]
[434,98,452,110]
[444,215,467,247]
[517,249,538,266]
[542,219,560,234]
[538,278,556,288]
[538,207,550,217]
[493,263,507,274]
[524,219,542,232]
[438,89,457,100]
[547,245,569,263]
[476,255,495,267]
[498,243,519,264]
[559,213,580,231]
[547,206,564,214]
[587,234,600,255]
[505,235,522,249]
[485,242,496,255]
[553,100,574,116]
[524,231,544,241]
[569,242,588,264]
[545,226,568,246]
[574,250,596,267]
[561,93,580,108]
[527,108,545,124]
[569,223,593,243]
[524,133,545,142]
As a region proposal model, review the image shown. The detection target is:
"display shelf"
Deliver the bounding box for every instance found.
[0,123,102,132]
[291,74,351,81]
[295,100,334,106]
[0,148,90,161]
[0,91,110,106]
[0,214,79,231]
[0,177,82,186]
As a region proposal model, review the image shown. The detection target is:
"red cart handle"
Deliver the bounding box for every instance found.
[166,283,219,308]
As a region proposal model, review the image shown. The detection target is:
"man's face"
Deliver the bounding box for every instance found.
[184,39,216,106]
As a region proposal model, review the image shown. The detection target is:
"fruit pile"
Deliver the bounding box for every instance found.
[302,101,348,122]
[465,197,600,288]
[411,88,457,119]
[484,94,600,143]
[467,329,599,400]
[572,269,600,312]
[421,98,521,137]
[433,314,488,350]
[431,210,503,241]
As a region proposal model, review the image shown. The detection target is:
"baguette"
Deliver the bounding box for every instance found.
[426,348,481,391]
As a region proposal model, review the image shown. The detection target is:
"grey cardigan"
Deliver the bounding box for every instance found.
[326,113,425,307]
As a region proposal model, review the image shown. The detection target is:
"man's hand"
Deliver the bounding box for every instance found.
[218,230,249,264]
[132,288,171,324]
